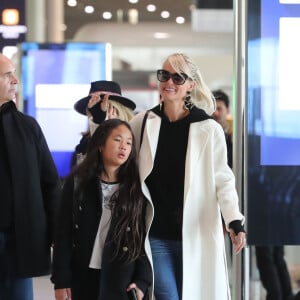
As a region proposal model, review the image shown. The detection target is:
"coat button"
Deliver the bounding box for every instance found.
[79,206,82,211]
[75,224,79,229]
[122,246,128,252]
[126,227,131,232]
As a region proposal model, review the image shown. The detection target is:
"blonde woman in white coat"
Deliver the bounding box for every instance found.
[130,53,246,300]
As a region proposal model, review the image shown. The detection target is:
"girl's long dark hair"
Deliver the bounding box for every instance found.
[70,119,146,261]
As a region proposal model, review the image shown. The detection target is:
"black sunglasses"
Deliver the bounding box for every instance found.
[157,69,189,85]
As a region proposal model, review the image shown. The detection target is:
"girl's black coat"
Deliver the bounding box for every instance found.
[52,176,152,300]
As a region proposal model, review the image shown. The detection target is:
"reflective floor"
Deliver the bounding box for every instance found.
[34,275,300,300]
[34,276,265,300]
[33,245,300,300]
[32,276,267,300]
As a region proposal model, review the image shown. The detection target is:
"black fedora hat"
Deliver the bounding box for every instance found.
[74,80,136,115]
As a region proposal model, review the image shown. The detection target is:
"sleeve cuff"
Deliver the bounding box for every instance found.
[229,220,246,235]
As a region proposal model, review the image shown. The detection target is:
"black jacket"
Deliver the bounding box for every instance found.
[0,101,60,277]
[52,176,152,300]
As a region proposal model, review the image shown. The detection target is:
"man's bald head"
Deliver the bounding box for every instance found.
[0,53,18,104]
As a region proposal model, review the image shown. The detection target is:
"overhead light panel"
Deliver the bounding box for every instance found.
[176,17,185,24]
[147,4,156,12]
[102,11,112,20]
[84,5,94,14]
[161,11,170,19]
[67,0,77,7]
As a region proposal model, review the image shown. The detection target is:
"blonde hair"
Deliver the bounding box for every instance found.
[109,100,135,122]
[165,53,216,115]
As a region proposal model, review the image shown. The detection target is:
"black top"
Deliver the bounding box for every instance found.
[146,105,211,240]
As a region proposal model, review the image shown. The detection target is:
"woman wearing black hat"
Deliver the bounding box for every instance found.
[71,81,136,166]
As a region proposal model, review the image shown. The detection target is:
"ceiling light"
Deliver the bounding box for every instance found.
[153,32,170,39]
[2,9,19,25]
[102,11,112,20]
[147,4,156,12]
[67,0,77,7]
[161,11,170,19]
[176,16,185,24]
[129,0,139,3]
[84,5,94,14]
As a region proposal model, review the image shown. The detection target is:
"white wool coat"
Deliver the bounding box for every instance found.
[130,110,245,300]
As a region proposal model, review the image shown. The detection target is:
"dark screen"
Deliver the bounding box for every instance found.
[247,0,300,244]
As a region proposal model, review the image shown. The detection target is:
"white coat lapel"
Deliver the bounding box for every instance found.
[139,112,161,183]
[184,122,209,201]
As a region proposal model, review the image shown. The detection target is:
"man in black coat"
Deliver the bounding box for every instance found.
[0,53,60,299]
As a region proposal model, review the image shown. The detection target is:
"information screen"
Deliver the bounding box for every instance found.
[247,0,300,244]
[20,42,111,177]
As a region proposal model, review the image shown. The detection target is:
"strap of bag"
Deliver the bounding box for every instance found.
[140,110,150,148]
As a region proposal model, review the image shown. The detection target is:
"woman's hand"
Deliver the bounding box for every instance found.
[87,92,103,110]
[99,93,110,112]
[127,283,144,300]
[229,230,246,254]
[88,92,118,119]
[55,288,72,300]
[106,102,118,119]
[88,92,111,111]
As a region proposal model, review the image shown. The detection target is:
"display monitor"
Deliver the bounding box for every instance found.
[247,0,300,244]
[19,42,111,177]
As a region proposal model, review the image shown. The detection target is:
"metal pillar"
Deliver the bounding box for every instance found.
[46,0,64,43]
[231,0,249,299]
[25,0,46,42]
[26,0,64,43]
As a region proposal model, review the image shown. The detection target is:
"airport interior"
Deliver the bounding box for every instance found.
[1,0,300,299]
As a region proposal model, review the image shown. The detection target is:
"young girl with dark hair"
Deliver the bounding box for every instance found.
[51,119,153,300]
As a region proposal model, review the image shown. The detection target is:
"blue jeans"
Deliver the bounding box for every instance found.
[149,237,183,300]
[0,230,33,300]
